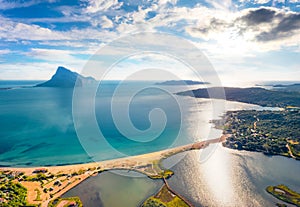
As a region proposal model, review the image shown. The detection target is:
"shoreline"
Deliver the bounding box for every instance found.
[0,134,229,206]
[0,134,229,175]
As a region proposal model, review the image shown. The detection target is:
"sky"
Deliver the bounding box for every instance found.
[0,0,299,85]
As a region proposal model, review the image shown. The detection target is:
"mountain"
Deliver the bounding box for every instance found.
[155,80,209,85]
[36,66,96,88]
[177,87,300,107]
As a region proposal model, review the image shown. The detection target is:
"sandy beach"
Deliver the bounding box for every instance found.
[0,134,229,175]
[0,134,230,206]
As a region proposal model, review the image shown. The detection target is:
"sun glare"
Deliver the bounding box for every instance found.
[217,28,251,54]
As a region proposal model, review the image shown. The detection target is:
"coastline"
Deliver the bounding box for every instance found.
[0,134,229,206]
[217,110,300,160]
[0,134,229,175]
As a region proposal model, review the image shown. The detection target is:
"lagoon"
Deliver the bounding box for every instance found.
[63,170,162,207]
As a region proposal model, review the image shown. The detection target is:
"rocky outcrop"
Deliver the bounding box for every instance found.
[36,66,96,88]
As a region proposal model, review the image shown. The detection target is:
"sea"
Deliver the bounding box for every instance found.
[0,80,299,207]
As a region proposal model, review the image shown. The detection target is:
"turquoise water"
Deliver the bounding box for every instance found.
[0,86,88,166]
[0,81,201,166]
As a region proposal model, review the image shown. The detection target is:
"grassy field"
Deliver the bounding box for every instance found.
[48,196,83,207]
[142,185,190,207]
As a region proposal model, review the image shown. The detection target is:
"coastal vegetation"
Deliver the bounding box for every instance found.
[0,167,92,206]
[0,181,28,207]
[147,160,174,179]
[48,196,82,207]
[276,203,287,207]
[217,109,300,159]
[34,188,42,201]
[266,184,300,207]
[141,185,190,207]
[148,169,174,179]
[177,87,300,107]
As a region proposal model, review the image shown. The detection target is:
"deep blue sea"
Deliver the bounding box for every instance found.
[0,80,203,166]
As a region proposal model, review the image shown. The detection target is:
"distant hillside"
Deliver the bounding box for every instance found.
[273,83,300,92]
[36,66,96,88]
[155,80,209,85]
[177,87,300,107]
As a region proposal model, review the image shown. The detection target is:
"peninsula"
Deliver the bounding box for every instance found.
[177,86,300,159]
[0,135,229,207]
[273,83,300,92]
[155,80,209,85]
[177,87,300,107]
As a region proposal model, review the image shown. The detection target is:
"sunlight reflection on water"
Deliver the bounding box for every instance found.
[200,144,234,205]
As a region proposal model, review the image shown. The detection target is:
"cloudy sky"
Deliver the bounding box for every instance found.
[0,0,299,85]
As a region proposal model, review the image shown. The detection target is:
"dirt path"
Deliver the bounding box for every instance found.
[286,144,296,159]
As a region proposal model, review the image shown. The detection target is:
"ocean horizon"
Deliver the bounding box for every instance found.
[0,80,205,167]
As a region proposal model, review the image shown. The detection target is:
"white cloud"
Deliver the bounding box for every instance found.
[22,48,91,75]
[26,48,78,62]
[0,0,59,10]
[0,0,299,82]
[103,53,193,81]
[0,16,120,43]
[0,0,40,10]
[0,62,59,80]
[184,7,300,52]
[2,0,296,54]
[0,49,11,55]
[38,40,101,49]
[0,18,68,41]
[99,16,114,28]
[274,0,285,3]
[255,0,271,4]
[157,0,178,5]
[203,0,233,10]
[84,0,123,13]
